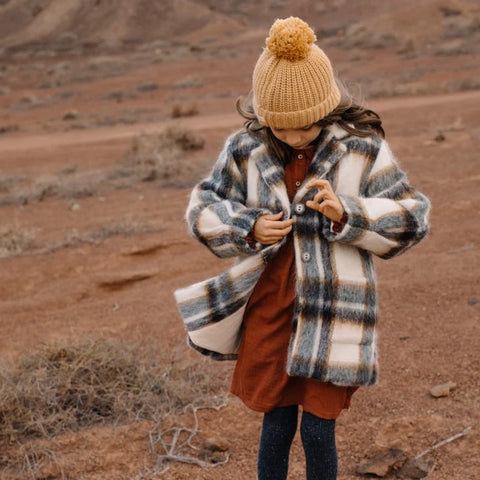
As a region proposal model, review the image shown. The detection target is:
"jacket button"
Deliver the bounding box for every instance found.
[295,203,305,214]
[302,252,311,262]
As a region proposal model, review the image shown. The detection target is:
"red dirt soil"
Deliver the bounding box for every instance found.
[0,1,479,479]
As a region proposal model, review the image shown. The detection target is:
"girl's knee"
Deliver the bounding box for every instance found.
[300,411,336,445]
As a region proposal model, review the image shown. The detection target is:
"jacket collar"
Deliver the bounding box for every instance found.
[253,124,348,209]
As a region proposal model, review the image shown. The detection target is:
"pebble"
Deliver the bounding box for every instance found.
[429,381,456,398]
[202,436,230,452]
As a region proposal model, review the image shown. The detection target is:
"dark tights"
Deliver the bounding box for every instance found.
[257,405,337,480]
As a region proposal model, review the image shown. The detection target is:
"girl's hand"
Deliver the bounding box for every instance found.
[254,212,294,245]
[305,179,345,223]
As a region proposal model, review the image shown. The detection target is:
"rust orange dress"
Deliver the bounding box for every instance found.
[230,148,357,419]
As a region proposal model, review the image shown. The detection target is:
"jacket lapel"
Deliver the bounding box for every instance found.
[252,144,291,215]
[295,125,348,201]
[251,125,348,210]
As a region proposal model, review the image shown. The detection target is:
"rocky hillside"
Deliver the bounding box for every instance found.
[1,0,479,56]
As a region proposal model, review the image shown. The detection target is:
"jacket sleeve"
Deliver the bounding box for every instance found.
[186,134,269,258]
[323,139,431,259]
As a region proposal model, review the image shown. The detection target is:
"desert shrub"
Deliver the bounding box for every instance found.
[0,222,36,257]
[164,125,205,151]
[0,174,22,192]
[435,39,473,56]
[171,102,199,118]
[44,215,159,253]
[118,126,204,182]
[173,75,203,89]
[0,124,19,134]
[340,23,399,49]
[443,15,480,38]
[443,76,480,93]
[136,83,159,93]
[0,337,225,446]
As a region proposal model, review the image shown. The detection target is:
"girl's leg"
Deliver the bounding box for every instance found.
[300,410,337,480]
[257,405,298,480]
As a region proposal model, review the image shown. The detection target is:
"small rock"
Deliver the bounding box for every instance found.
[434,132,446,142]
[468,298,478,305]
[449,118,464,132]
[70,202,80,211]
[429,381,456,398]
[396,456,436,479]
[357,447,406,477]
[203,436,230,452]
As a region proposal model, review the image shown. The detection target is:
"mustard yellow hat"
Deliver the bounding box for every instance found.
[253,17,340,129]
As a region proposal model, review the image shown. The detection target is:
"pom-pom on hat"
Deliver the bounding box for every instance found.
[253,17,340,129]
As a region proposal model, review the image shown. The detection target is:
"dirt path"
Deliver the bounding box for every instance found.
[2,90,480,153]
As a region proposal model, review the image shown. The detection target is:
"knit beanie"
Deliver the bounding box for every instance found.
[253,17,340,129]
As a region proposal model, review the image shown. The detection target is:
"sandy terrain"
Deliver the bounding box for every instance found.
[0,1,479,479]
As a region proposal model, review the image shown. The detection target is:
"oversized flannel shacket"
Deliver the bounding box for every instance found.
[174,123,431,387]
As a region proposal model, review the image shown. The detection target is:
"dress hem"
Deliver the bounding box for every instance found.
[230,389,347,420]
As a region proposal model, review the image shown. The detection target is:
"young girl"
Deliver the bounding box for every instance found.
[175,17,430,479]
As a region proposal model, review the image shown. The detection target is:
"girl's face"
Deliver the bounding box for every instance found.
[270,124,322,150]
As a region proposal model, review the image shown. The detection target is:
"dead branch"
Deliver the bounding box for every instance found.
[148,396,229,473]
[415,427,472,459]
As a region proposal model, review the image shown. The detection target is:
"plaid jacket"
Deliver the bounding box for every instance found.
[174,123,430,386]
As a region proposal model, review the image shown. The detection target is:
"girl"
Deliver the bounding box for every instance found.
[174,17,430,480]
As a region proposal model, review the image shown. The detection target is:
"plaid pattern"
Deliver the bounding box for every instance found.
[174,124,430,386]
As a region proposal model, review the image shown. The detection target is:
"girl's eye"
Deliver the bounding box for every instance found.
[302,125,313,131]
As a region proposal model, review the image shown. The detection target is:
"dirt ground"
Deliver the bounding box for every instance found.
[1,2,479,479]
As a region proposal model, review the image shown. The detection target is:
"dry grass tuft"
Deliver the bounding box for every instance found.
[0,222,36,258]
[117,125,204,183]
[171,103,199,118]
[0,125,205,207]
[0,337,225,448]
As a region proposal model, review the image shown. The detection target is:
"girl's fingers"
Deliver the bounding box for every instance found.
[313,191,328,204]
[264,223,292,238]
[262,211,284,220]
[306,179,332,192]
[318,200,335,211]
[306,200,320,211]
[267,219,294,229]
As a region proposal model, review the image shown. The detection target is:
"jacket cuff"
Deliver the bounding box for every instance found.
[330,211,349,234]
[323,195,368,243]
[231,208,268,254]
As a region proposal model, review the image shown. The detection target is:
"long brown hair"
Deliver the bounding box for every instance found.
[236,81,384,165]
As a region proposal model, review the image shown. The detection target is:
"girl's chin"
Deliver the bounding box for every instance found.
[289,143,308,150]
